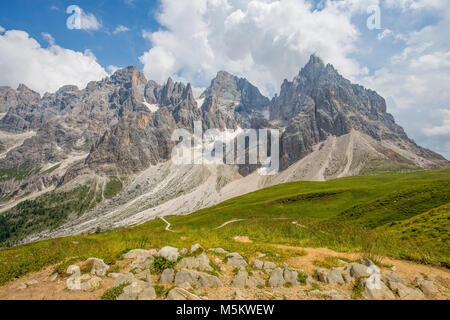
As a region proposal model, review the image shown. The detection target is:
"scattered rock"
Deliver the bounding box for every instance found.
[315,268,344,284]
[117,281,152,300]
[418,280,438,296]
[130,255,154,270]
[226,253,248,267]
[231,269,264,288]
[234,289,246,300]
[175,269,199,286]
[155,246,179,262]
[306,276,315,285]
[232,270,248,287]
[18,283,27,290]
[198,273,223,288]
[86,258,109,276]
[233,236,252,243]
[389,281,424,300]
[180,248,188,255]
[67,265,80,276]
[190,244,203,253]
[135,269,152,283]
[268,268,285,287]
[385,272,405,285]
[50,273,58,282]
[253,259,264,269]
[263,262,276,270]
[349,263,371,278]
[208,248,228,254]
[177,282,193,290]
[177,253,213,271]
[362,278,395,300]
[123,249,156,259]
[360,258,376,267]
[284,268,299,285]
[167,288,202,300]
[159,268,175,284]
[139,287,157,300]
[112,273,135,288]
[80,276,102,291]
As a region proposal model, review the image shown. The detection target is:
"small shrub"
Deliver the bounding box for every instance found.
[209,261,221,273]
[151,258,176,274]
[80,260,94,274]
[351,278,364,300]
[284,282,293,288]
[154,285,165,297]
[101,283,129,300]
[297,273,307,285]
[53,257,82,277]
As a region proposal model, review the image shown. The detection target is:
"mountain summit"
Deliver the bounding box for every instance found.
[0,55,448,245]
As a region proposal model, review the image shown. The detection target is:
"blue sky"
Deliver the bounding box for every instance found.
[0,0,160,69]
[0,0,449,158]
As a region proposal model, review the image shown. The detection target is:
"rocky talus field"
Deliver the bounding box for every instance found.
[0,245,448,300]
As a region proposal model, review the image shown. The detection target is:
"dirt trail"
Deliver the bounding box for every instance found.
[215,219,246,229]
[160,216,174,232]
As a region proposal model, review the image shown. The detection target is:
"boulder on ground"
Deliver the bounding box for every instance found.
[263,262,276,270]
[362,278,395,300]
[159,268,175,284]
[253,259,264,269]
[268,268,285,287]
[226,253,248,267]
[190,244,203,253]
[117,280,152,300]
[123,249,156,259]
[208,248,228,254]
[130,255,154,270]
[174,269,198,286]
[66,265,81,276]
[139,287,157,300]
[284,268,299,285]
[349,263,371,278]
[418,280,438,296]
[198,273,223,288]
[315,268,344,284]
[167,288,202,300]
[388,281,424,300]
[155,246,179,262]
[177,253,212,271]
[112,273,136,288]
[86,258,109,276]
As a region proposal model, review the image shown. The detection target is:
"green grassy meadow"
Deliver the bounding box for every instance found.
[0,168,448,286]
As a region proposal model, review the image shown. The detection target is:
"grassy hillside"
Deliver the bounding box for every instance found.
[0,168,448,286]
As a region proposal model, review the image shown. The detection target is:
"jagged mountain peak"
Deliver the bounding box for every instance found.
[297,54,340,83]
[110,66,147,87]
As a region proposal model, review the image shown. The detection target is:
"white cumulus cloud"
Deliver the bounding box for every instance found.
[139,0,368,96]
[0,28,108,94]
[66,5,102,31]
[113,25,130,34]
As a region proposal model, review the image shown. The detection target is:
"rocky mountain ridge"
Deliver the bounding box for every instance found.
[0,55,448,244]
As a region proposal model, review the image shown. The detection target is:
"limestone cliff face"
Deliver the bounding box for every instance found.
[0,56,448,183]
[271,55,447,169]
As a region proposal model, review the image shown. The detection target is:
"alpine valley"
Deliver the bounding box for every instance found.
[0,55,448,247]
